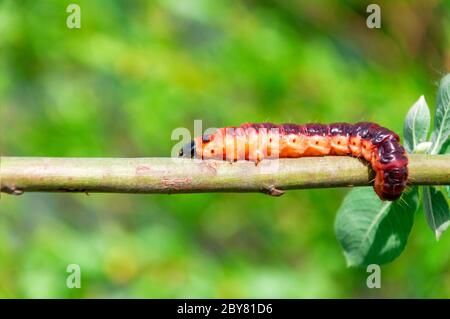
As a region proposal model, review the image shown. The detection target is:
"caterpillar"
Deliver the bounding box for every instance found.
[179,122,408,201]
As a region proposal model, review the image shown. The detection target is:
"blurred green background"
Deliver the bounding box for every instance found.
[0,0,449,298]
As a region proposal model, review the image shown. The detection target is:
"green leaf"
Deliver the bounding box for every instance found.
[403,95,430,153]
[441,138,450,154]
[423,186,450,240]
[430,74,450,154]
[414,142,432,154]
[335,187,419,267]
[446,186,450,199]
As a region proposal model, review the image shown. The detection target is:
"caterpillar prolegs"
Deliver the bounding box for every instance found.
[179,122,408,201]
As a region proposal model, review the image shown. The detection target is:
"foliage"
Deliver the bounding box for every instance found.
[403,96,430,153]
[335,187,418,267]
[335,75,450,267]
[430,75,450,155]
[423,186,450,240]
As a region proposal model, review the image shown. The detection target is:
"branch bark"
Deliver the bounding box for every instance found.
[0,155,449,196]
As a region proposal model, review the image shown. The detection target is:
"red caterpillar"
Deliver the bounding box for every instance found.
[179,122,408,201]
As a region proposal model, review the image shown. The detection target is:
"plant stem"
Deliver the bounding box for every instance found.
[0,155,449,196]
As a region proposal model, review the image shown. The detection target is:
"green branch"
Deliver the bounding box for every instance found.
[0,155,449,196]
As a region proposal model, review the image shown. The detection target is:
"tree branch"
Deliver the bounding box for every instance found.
[0,155,448,196]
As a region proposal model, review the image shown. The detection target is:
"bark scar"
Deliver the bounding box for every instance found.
[161,177,192,190]
[263,185,285,197]
[2,185,24,195]
[136,165,152,175]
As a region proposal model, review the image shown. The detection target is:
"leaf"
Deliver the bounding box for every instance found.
[441,138,450,154]
[414,142,432,154]
[430,74,450,155]
[335,187,419,267]
[423,186,450,240]
[403,95,430,153]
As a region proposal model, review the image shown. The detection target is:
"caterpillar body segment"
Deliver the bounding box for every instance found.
[179,122,408,201]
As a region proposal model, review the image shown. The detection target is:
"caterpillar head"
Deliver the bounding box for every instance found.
[178,140,196,158]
